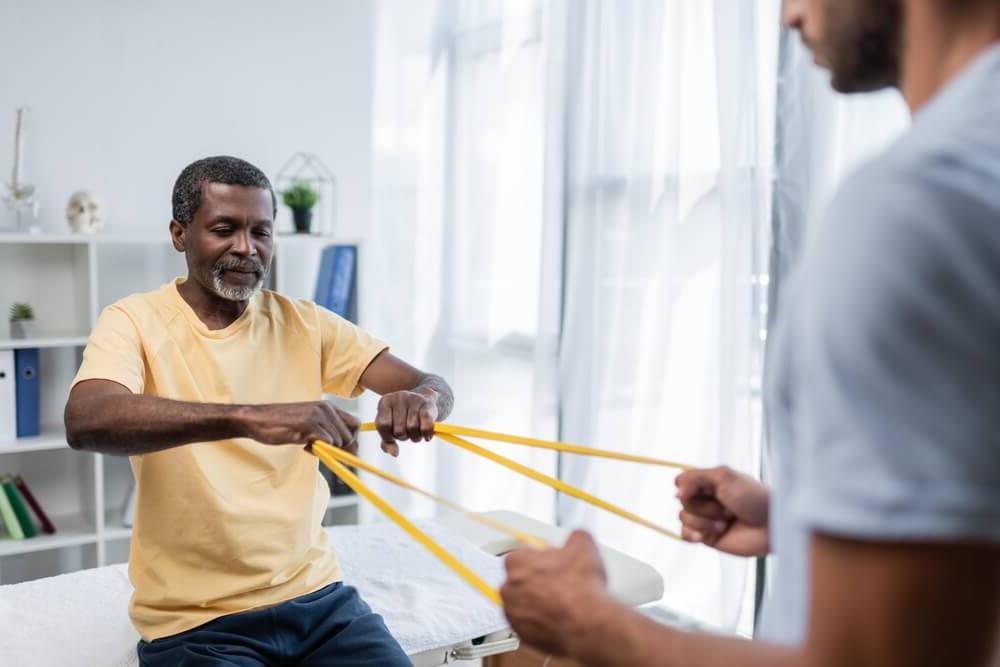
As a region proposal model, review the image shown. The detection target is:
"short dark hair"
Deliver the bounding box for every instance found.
[172,155,277,225]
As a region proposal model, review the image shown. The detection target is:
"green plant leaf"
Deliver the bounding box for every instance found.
[9,303,33,321]
[281,181,320,209]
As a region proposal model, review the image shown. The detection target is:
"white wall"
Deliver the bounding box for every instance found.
[0,0,374,239]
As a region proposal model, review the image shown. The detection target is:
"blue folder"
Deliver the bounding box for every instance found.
[314,245,357,321]
[14,348,39,438]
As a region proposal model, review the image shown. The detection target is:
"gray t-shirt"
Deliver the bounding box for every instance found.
[760,44,1000,644]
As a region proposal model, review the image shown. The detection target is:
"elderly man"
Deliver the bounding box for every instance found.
[65,156,450,666]
[501,1,1000,665]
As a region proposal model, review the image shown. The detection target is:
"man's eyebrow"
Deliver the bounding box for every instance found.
[203,215,273,227]
[206,215,242,226]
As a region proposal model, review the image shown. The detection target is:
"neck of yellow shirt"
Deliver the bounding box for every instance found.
[177,276,250,331]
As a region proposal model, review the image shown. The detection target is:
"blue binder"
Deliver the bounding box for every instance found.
[314,245,356,321]
[14,348,40,438]
[314,246,336,307]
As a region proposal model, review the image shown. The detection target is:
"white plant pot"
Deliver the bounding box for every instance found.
[9,319,35,339]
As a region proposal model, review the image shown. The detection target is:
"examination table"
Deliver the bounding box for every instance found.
[0,511,665,666]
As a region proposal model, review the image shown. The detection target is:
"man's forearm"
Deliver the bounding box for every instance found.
[571,597,798,667]
[66,394,251,456]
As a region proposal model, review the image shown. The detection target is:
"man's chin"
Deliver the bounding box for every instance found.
[212,277,264,302]
[830,69,898,94]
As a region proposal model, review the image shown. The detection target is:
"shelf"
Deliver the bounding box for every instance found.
[104,527,132,541]
[275,234,363,246]
[0,232,175,246]
[0,514,97,556]
[0,336,88,350]
[103,508,132,541]
[327,495,359,510]
[0,232,360,247]
[92,235,174,245]
[0,427,69,454]
[0,232,90,245]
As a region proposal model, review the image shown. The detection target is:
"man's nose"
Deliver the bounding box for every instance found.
[231,228,256,257]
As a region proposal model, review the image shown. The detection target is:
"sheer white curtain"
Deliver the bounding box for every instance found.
[370,0,800,633]
[555,0,780,631]
[367,0,560,523]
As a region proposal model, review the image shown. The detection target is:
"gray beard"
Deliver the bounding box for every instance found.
[210,268,265,302]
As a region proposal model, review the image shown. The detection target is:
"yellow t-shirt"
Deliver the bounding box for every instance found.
[72,278,387,640]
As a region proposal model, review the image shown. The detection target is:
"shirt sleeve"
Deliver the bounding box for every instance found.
[72,304,146,394]
[791,163,1000,543]
[318,306,389,398]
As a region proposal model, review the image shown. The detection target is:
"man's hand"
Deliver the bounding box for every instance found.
[357,351,453,456]
[500,531,611,657]
[675,466,770,557]
[241,401,360,453]
[374,388,439,457]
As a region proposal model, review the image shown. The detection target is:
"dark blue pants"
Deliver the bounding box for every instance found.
[137,583,410,666]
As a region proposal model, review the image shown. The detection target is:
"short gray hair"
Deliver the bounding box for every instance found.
[172,156,276,225]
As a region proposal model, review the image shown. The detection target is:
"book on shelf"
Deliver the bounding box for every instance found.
[0,477,23,539]
[1,474,36,538]
[15,474,55,534]
[314,245,357,321]
[14,348,40,438]
[0,350,16,441]
[0,474,57,539]
[0,348,41,442]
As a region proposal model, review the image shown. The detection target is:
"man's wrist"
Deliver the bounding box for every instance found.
[228,404,258,439]
[566,594,681,667]
[564,591,630,664]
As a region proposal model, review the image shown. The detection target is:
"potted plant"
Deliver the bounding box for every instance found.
[9,303,34,339]
[281,181,320,234]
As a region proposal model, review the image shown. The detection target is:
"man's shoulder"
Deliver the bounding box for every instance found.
[822,124,1000,257]
[101,282,184,333]
[877,95,1000,215]
[825,50,1000,248]
[800,129,1000,336]
[106,282,171,314]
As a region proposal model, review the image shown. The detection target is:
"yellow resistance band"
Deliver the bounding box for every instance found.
[359,422,692,471]
[310,441,503,606]
[313,422,689,607]
[436,432,681,542]
[310,441,547,549]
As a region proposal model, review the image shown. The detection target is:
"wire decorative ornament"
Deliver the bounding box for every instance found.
[275,152,337,236]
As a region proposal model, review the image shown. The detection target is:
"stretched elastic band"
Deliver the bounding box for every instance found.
[436,432,682,541]
[311,442,503,606]
[311,441,547,548]
[359,422,691,470]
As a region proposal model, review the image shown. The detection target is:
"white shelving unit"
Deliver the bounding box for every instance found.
[0,337,90,350]
[0,233,363,584]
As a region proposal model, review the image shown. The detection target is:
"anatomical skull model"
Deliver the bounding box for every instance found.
[66,191,105,234]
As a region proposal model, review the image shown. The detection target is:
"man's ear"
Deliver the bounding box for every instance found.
[169,219,186,253]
